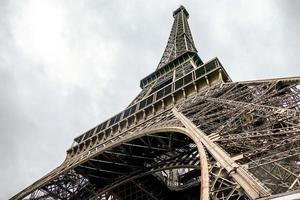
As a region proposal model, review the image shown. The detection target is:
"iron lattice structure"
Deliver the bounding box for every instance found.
[12,6,300,200]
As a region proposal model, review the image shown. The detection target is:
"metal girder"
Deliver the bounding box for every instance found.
[11,3,300,199]
[173,108,271,199]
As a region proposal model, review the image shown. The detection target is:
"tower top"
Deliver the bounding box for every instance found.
[173,5,189,18]
[140,5,203,88]
[156,5,198,69]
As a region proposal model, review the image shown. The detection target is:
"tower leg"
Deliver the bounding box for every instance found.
[173,108,271,200]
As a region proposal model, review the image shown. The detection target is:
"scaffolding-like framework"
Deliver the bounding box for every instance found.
[12,5,300,200]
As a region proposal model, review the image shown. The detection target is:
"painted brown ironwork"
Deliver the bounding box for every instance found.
[11,5,300,200]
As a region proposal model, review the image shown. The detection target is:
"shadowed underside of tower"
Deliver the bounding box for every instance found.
[12,5,300,200]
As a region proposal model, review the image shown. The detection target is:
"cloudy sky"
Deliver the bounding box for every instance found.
[0,0,299,199]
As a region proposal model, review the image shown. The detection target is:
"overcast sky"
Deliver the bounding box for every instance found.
[0,0,299,199]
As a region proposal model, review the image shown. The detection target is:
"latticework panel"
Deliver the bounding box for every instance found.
[177,78,300,198]
[157,6,197,69]
[11,3,300,199]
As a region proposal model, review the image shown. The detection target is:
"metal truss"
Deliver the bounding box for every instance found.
[12,5,300,200]
[157,6,197,69]
[14,77,300,200]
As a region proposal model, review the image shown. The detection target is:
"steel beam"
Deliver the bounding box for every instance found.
[173,108,271,199]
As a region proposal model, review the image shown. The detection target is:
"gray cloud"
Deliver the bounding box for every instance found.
[0,0,299,199]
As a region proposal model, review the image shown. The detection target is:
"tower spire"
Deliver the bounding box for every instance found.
[157,6,197,69]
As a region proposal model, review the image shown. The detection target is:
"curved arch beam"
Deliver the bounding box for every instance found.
[14,125,210,200]
[172,108,271,199]
[135,127,209,200]
[86,126,210,200]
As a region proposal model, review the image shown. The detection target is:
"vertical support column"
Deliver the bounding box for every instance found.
[172,94,176,105]
[172,108,271,200]
[182,88,186,99]
[205,76,210,87]
[195,135,210,200]
[161,100,165,110]
[175,118,210,200]
[181,9,189,51]
[218,69,224,83]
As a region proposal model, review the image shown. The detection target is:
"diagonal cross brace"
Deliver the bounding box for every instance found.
[172,108,271,200]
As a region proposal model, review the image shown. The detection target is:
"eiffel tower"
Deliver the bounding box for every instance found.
[12,5,300,200]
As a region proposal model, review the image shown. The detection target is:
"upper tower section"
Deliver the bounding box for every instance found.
[157,6,198,69]
[69,5,231,151]
[140,6,203,89]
